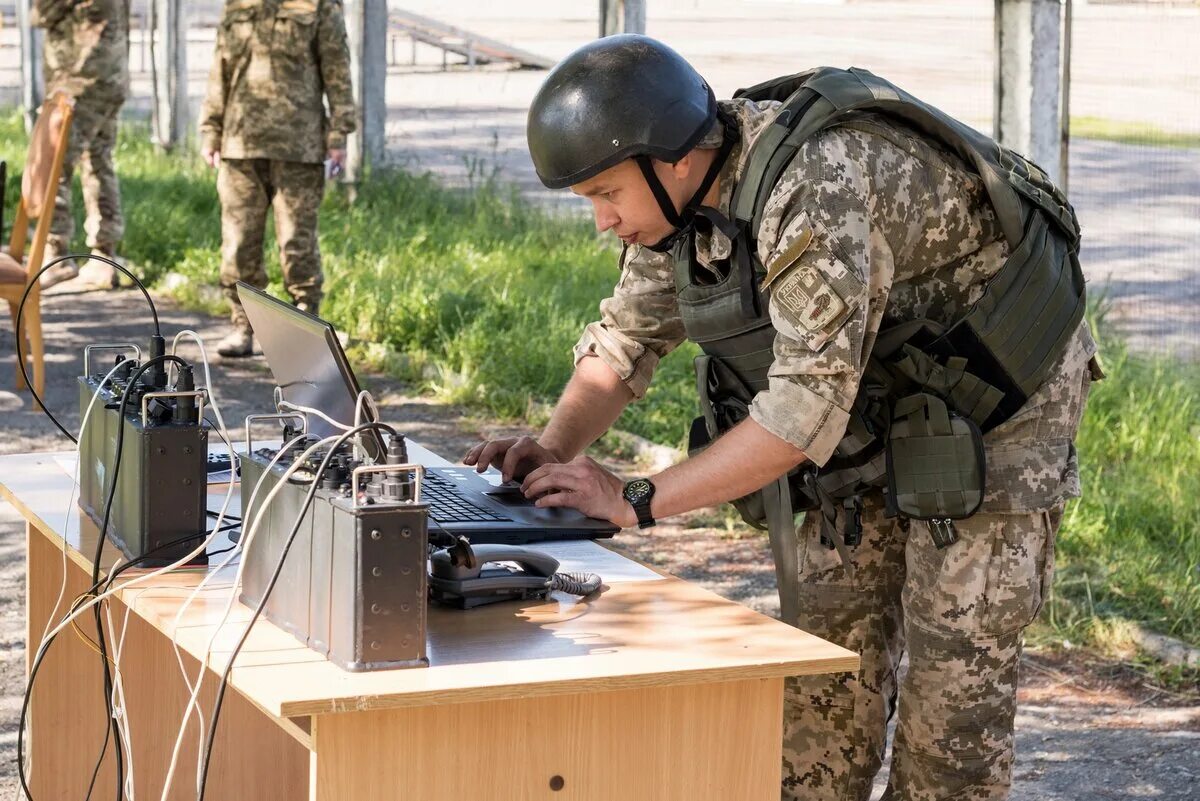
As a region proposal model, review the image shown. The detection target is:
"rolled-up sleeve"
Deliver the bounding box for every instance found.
[573,245,686,399]
[749,182,887,466]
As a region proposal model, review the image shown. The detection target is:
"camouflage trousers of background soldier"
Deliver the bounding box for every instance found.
[781,333,1094,801]
[218,158,325,330]
[47,85,126,269]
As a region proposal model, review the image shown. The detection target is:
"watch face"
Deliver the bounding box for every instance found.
[624,478,653,503]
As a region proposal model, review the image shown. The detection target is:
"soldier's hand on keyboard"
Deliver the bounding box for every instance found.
[463,436,560,483]
[520,457,633,527]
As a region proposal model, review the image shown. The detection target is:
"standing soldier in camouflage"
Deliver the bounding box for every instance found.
[34,0,129,289]
[200,0,356,357]
[466,37,1102,800]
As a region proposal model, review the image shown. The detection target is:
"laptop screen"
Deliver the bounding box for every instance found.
[236,282,384,460]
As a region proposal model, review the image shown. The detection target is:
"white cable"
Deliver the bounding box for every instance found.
[23,357,137,793]
[157,435,341,801]
[171,331,229,436]
[165,432,307,785]
[276,399,352,432]
[39,357,137,649]
[352,390,378,462]
[105,593,138,800]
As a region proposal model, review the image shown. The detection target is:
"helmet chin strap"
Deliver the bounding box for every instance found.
[637,111,739,254]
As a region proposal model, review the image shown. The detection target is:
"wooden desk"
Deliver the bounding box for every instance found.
[2,450,857,801]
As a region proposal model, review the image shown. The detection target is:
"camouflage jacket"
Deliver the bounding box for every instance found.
[200,0,356,163]
[575,98,1097,513]
[35,0,129,99]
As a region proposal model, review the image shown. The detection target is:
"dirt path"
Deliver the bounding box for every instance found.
[0,287,1196,798]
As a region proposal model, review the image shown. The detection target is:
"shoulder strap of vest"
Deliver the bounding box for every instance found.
[731,67,1080,255]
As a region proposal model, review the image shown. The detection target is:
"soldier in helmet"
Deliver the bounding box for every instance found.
[199,0,356,357]
[33,0,129,290]
[465,36,1101,800]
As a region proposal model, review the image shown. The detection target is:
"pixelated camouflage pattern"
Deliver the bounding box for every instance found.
[36,0,129,98]
[36,0,129,254]
[573,97,1096,798]
[784,491,1074,801]
[200,0,356,163]
[218,158,325,326]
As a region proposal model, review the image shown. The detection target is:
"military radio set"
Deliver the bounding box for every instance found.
[77,336,212,567]
[77,348,598,674]
[238,420,431,671]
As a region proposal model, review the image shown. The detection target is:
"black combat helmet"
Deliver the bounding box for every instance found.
[527,35,717,190]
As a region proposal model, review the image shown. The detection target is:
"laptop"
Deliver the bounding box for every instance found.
[236,282,619,545]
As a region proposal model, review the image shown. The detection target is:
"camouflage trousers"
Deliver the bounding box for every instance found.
[782,334,1095,800]
[782,497,1062,801]
[48,86,126,255]
[218,158,325,328]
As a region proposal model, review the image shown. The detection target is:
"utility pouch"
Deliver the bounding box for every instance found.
[885,393,986,549]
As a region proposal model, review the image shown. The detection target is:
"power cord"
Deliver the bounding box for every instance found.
[14,253,161,444]
[196,422,397,800]
[158,433,340,800]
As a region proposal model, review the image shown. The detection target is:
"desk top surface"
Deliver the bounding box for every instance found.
[1,449,857,719]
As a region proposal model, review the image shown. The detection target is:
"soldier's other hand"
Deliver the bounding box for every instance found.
[327,148,346,178]
[202,147,221,169]
[462,436,559,483]
[521,457,635,527]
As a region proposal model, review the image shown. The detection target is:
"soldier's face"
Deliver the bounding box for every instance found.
[572,157,696,247]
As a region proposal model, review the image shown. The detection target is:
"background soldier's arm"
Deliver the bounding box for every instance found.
[316,0,357,152]
[30,0,76,30]
[199,24,229,155]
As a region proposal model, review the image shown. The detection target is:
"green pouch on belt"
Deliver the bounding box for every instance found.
[885,393,986,548]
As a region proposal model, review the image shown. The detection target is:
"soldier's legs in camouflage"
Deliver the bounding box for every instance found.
[887,507,1063,801]
[48,98,107,254]
[80,102,124,253]
[783,494,906,801]
[269,161,325,307]
[218,158,272,328]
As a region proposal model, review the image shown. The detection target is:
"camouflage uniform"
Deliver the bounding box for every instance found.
[574,99,1098,800]
[35,0,129,260]
[199,0,356,328]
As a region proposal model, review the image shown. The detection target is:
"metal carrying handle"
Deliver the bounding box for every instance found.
[351,463,424,508]
[244,412,308,455]
[140,390,208,427]
[84,343,142,378]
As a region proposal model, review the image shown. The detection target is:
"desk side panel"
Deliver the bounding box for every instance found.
[26,522,310,801]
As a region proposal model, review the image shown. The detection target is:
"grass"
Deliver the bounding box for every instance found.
[3,112,1198,659]
[1071,116,1200,149]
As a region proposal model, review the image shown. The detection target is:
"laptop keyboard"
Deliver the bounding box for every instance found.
[422,471,513,524]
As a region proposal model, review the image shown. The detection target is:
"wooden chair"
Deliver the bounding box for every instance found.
[0,92,73,397]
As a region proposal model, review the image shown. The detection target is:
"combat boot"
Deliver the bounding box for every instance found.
[216,325,254,358]
[38,243,79,289]
[76,249,122,289]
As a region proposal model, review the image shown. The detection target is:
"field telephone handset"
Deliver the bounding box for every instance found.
[429,536,601,609]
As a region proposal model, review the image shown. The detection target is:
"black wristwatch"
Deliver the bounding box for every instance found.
[622,478,657,529]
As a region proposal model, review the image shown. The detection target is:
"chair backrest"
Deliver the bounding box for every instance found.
[9,92,74,280]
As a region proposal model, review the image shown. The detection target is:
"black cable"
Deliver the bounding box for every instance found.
[197,422,397,800]
[17,524,222,801]
[89,355,188,801]
[14,253,161,445]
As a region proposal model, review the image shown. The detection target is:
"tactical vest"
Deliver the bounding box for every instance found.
[671,68,1085,610]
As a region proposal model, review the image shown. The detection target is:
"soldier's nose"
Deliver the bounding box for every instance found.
[594,207,619,234]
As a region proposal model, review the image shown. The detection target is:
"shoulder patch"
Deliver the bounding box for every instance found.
[773,265,849,334]
[760,228,813,292]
